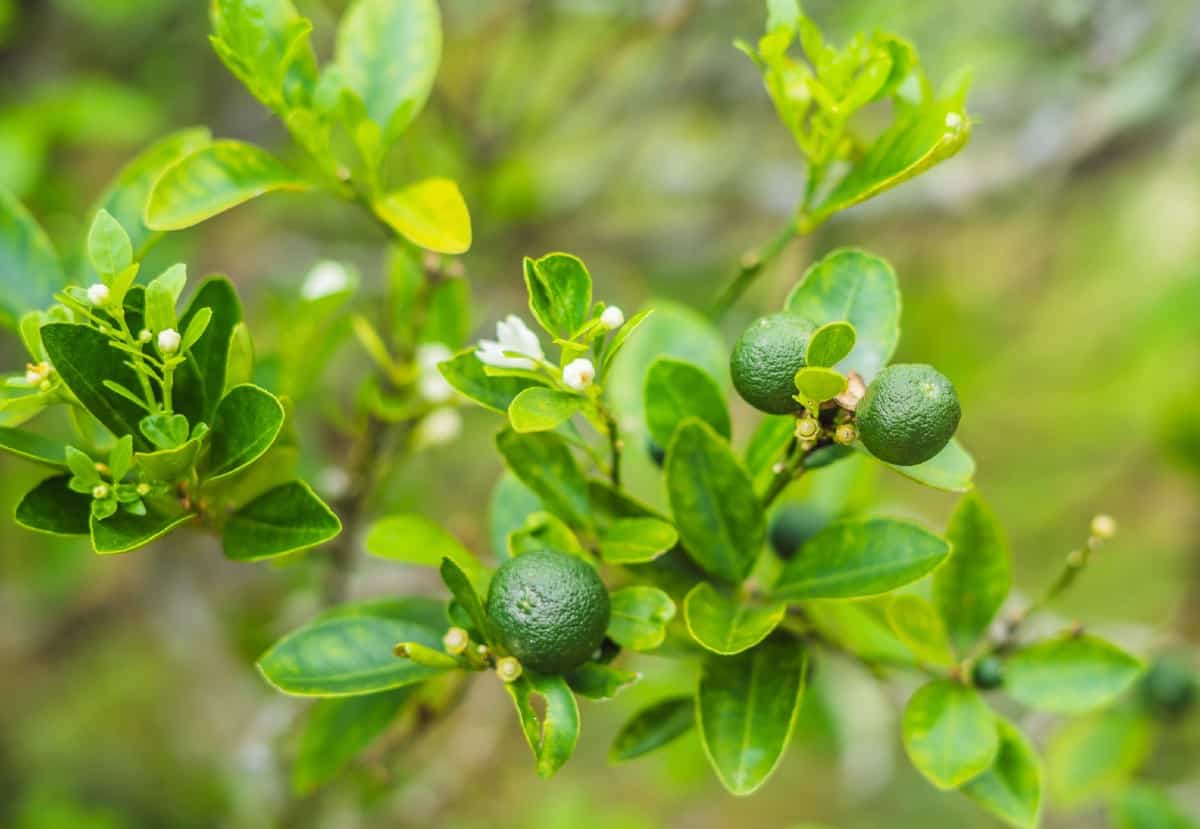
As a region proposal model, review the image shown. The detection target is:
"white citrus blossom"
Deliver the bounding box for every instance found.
[87,283,111,306]
[157,328,181,354]
[600,305,625,330]
[24,362,49,385]
[563,358,595,391]
[416,342,455,403]
[301,260,353,300]
[475,315,543,370]
[416,407,463,447]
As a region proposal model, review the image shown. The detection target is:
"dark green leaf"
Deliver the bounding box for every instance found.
[644,357,730,448]
[523,253,593,339]
[0,427,70,468]
[292,688,414,794]
[1006,634,1144,715]
[496,429,590,528]
[902,679,999,789]
[0,188,65,329]
[440,349,542,414]
[222,481,341,560]
[683,582,785,655]
[934,492,1012,654]
[962,718,1043,829]
[15,476,90,535]
[205,385,285,482]
[179,276,243,422]
[597,517,678,565]
[507,387,581,433]
[91,508,196,554]
[607,586,676,651]
[565,663,640,701]
[506,672,580,779]
[609,696,695,764]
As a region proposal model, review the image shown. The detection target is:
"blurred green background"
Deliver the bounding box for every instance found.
[1,0,1199,827]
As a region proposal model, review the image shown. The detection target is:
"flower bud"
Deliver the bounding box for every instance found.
[600,306,625,330]
[442,626,470,655]
[87,283,111,306]
[834,423,858,445]
[795,416,820,441]
[92,483,109,500]
[157,328,181,354]
[136,483,151,497]
[138,329,153,344]
[563,358,596,391]
[1090,514,1117,540]
[495,656,523,683]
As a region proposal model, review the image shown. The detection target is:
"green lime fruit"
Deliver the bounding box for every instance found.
[856,364,961,466]
[768,503,828,560]
[730,312,816,414]
[1139,655,1197,720]
[486,550,611,674]
[972,655,1005,690]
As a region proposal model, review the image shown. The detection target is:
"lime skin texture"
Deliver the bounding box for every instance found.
[857,363,960,466]
[731,311,817,415]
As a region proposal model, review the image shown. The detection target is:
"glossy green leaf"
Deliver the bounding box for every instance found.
[793,366,846,405]
[507,387,581,433]
[565,663,640,701]
[870,437,976,492]
[439,557,494,645]
[597,517,678,565]
[523,252,593,339]
[15,476,90,536]
[885,594,954,667]
[373,178,471,254]
[609,696,695,764]
[292,687,413,794]
[86,209,132,276]
[507,511,587,562]
[91,508,196,555]
[179,276,243,422]
[962,718,1044,829]
[135,439,201,484]
[257,615,446,696]
[222,481,341,561]
[902,680,999,790]
[785,249,901,381]
[666,419,765,584]
[684,582,785,655]
[1113,784,1199,829]
[41,324,150,450]
[0,188,65,329]
[439,349,543,414]
[506,672,580,779]
[1006,634,1144,715]
[607,586,676,651]
[934,492,1011,654]
[210,0,318,113]
[316,596,448,629]
[697,635,808,796]
[0,427,69,468]
[365,513,482,577]
[336,0,441,139]
[773,518,950,600]
[205,385,285,482]
[1048,708,1154,808]
[806,321,857,367]
[644,357,730,448]
[496,429,590,528]
[145,141,311,231]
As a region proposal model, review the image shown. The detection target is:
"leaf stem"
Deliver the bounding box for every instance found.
[760,438,807,508]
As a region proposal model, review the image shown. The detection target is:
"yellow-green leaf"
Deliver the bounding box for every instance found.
[373,178,471,254]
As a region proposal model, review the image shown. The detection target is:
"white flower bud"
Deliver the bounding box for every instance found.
[416,408,463,447]
[562,358,595,391]
[25,362,49,385]
[157,328,181,354]
[92,484,109,500]
[945,112,964,129]
[87,283,111,306]
[600,305,625,330]
[1090,514,1117,540]
[138,329,153,343]
[301,260,353,300]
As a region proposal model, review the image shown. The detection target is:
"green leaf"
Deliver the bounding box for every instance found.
[607,586,676,652]
[523,253,593,339]
[565,663,640,701]
[0,427,70,468]
[507,387,581,433]
[609,696,695,764]
[135,439,201,484]
[598,517,678,565]
[743,415,796,486]
[440,349,542,414]
[773,518,950,600]
[108,435,133,481]
[793,366,847,405]
[506,672,580,779]
[902,679,999,790]
[934,492,1012,654]
[205,385,285,482]
[222,481,341,561]
[91,508,196,555]
[1113,784,1199,829]
[1047,709,1154,808]
[373,178,471,254]
[0,188,65,329]
[292,688,413,794]
[41,324,150,450]
[144,141,311,231]
[806,321,857,367]
[144,279,177,337]
[785,249,901,381]
[598,308,654,375]
[697,635,808,796]
[644,357,730,448]
[336,0,441,140]
[178,276,243,422]
[868,437,976,492]
[257,615,446,697]
[86,209,132,278]
[210,0,319,114]
[962,718,1044,829]
[365,514,483,578]
[439,557,494,645]
[65,446,100,486]
[487,472,542,560]
[1005,634,1144,715]
[507,511,587,562]
[180,307,213,352]
[684,582,786,656]
[15,476,90,535]
[806,599,917,666]
[666,419,765,584]
[140,413,189,449]
[885,593,954,667]
[496,429,590,529]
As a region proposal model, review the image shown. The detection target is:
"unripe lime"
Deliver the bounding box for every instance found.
[730,312,816,415]
[972,655,1005,690]
[485,551,610,674]
[768,503,827,560]
[856,364,961,465]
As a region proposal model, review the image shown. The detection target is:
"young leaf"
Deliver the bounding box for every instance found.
[644,357,731,448]
[805,321,857,367]
[1047,709,1153,808]
[934,492,1012,654]
[205,385,286,482]
[86,209,133,277]
[962,718,1044,829]
[180,307,213,351]
[439,557,494,645]
[785,249,900,382]
[609,696,695,764]
[885,593,954,667]
[1005,634,1144,715]
[439,349,543,414]
[222,481,342,561]
[565,663,640,701]
[145,141,311,231]
[0,188,66,329]
[902,680,999,790]
[697,635,808,796]
[373,178,471,255]
[15,476,91,536]
[0,427,70,468]
[598,308,653,375]
[666,419,765,584]
[65,446,101,487]
[507,387,581,433]
[866,437,976,492]
[523,253,593,339]
[365,514,483,578]
[773,518,950,600]
[607,586,676,651]
[506,672,580,779]
[683,582,786,656]
[144,277,177,335]
[292,688,414,794]
[597,517,678,565]
[139,413,189,450]
[1112,784,1199,829]
[257,616,446,696]
[91,508,196,555]
[793,366,847,405]
[135,439,201,484]
[108,435,134,481]
[495,429,590,529]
